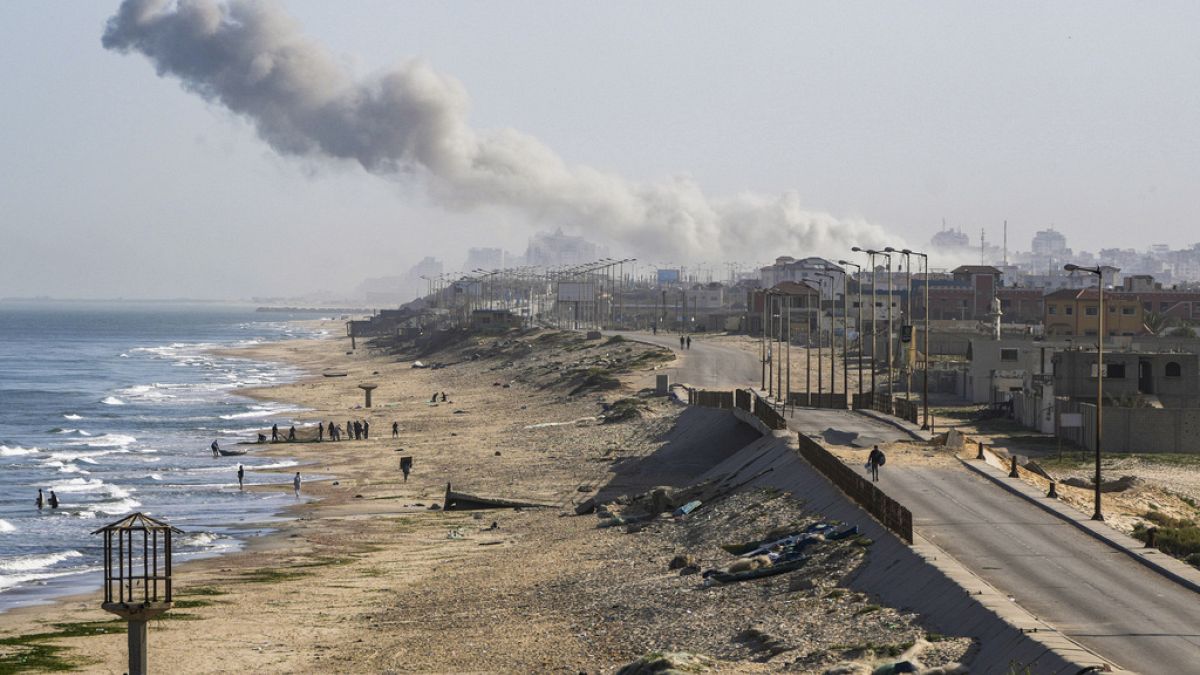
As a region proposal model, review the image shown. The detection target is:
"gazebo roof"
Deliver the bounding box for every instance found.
[91,512,184,535]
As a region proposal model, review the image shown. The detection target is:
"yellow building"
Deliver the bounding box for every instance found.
[1044,288,1147,337]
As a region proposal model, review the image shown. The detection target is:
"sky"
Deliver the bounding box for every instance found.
[2,1,1199,300]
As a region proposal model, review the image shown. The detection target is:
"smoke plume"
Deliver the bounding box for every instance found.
[103,0,896,262]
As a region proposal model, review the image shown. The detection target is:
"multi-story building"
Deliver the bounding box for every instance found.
[1043,288,1147,336]
[759,257,845,298]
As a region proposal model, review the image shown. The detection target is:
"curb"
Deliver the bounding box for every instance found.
[959,456,1200,596]
[851,408,931,442]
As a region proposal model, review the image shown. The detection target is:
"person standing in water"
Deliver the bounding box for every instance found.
[237,464,245,490]
[48,491,59,509]
[293,472,302,497]
[211,440,220,458]
[36,489,44,511]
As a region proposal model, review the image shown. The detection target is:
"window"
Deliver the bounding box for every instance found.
[1066,306,1074,315]
[1121,306,1135,315]
[1085,306,1098,316]
[1166,361,1182,377]
[1108,305,1116,312]
[1107,363,1126,378]
[1048,305,1057,315]
[1161,302,1171,311]
[1000,348,1019,362]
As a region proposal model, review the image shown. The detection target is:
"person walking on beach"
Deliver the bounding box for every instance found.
[363,420,370,439]
[400,456,413,482]
[211,440,220,458]
[293,472,302,497]
[317,422,323,442]
[347,420,353,440]
[287,425,296,442]
[48,490,59,509]
[867,445,886,483]
[333,423,340,441]
[237,464,244,490]
[271,424,279,442]
[36,489,44,511]
[392,421,399,438]
[353,420,362,440]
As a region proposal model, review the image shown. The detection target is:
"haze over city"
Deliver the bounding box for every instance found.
[3,1,1199,299]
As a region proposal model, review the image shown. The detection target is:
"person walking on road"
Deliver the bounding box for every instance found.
[679,335,685,349]
[293,472,302,497]
[237,464,245,490]
[867,445,886,483]
[686,335,692,349]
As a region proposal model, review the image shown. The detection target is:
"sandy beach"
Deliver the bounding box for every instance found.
[0,323,970,673]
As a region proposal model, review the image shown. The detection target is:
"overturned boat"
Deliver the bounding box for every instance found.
[442,483,552,511]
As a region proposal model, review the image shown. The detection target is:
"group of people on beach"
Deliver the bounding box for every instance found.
[270,424,297,442]
[35,488,59,511]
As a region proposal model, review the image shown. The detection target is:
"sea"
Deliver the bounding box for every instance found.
[0,302,332,612]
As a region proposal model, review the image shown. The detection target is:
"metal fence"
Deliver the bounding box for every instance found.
[691,389,734,409]
[788,392,848,410]
[735,388,753,412]
[795,432,913,543]
[752,392,788,430]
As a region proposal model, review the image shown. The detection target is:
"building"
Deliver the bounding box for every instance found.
[759,257,845,298]
[931,226,970,249]
[463,247,507,272]
[747,281,820,337]
[1044,288,1147,336]
[523,228,604,267]
[1031,229,1068,257]
[1052,350,1200,407]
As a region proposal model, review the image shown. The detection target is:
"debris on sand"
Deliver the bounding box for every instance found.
[616,651,714,675]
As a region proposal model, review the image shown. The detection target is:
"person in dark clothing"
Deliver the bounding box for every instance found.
[333,423,340,441]
[48,491,59,509]
[317,422,323,442]
[679,335,685,349]
[363,421,369,439]
[211,440,220,458]
[440,392,447,402]
[652,324,657,335]
[347,420,353,440]
[36,489,44,511]
[686,335,692,349]
[353,420,362,440]
[400,456,413,481]
[392,421,399,438]
[287,425,296,441]
[867,445,885,482]
[271,424,279,442]
[237,464,244,490]
[430,392,438,403]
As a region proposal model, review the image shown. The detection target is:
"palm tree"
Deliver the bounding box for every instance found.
[1144,311,1167,335]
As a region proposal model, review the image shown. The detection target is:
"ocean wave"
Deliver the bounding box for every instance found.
[0,445,38,457]
[100,396,126,406]
[0,520,15,533]
[66,433,136,449]
[50,477,132,499]
[63,413,83,420]
[0,550,83,573]
[94,497,141,515]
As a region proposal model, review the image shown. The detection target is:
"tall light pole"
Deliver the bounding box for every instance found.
[817,272,836,407]
[906,249,931,430]
[852,247,878,403]
[886,247,914,403]
[839,260,864,403]
[1065,263,1105,522]
[880,251,893,410]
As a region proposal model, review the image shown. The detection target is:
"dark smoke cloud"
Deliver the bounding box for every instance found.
[103,0,896,262]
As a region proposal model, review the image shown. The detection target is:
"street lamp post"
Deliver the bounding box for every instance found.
[887,247,914,403]
[817,272,837,408]
[851,247,878,403]
[839,260,864,404]
[880,251,894,411]
[1065,263,1105,521]
[906,250,932,430]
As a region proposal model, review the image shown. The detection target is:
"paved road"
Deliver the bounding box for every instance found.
[619,330,1200,671]
[619,332,763,389]
[886,465,1200,672]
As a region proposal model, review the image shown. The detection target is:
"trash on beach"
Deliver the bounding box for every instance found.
[321,371,348,377]
[411,361,428,369]
[673,500,702,517]
[447,526,469,539]
[442,482,551,511]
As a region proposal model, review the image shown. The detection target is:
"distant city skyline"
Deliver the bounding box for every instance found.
[4,2,1200,299]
